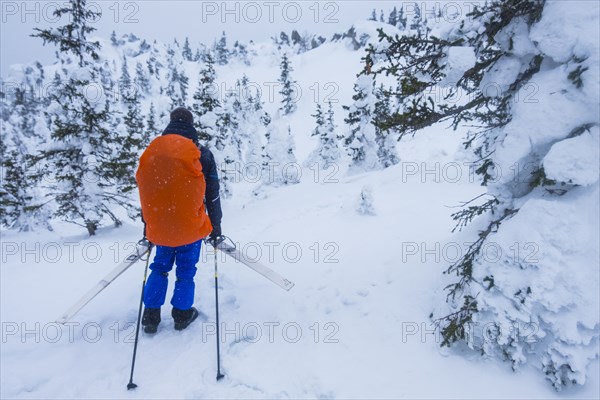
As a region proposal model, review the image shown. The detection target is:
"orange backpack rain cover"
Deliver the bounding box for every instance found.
[136,135,212,247]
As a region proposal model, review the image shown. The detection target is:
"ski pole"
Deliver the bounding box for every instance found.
[213,238,225,381]
[127,241,153,390]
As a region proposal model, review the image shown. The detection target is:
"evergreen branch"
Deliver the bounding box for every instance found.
[445,207,518,299]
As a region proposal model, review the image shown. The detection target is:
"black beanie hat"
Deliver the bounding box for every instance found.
[170,107,194,124]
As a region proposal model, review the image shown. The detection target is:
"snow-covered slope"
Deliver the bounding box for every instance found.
[1,7,599,399]
[3,122,598,399]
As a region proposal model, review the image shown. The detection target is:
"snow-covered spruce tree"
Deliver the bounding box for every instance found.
[214,31,229,66]
[0,84,52,231]
[290,30,311,54]
[165,41,189,109]
[182,37,193,61]
[110,30,119,46]
[0,131,38,230]
[343,75,380,172]
[356,186,375,216]
[146,40,163,78]
[235,75,271,167]
[31,0,137,235]
[311,103,325,137]
[283,126,300,185]
[373,84,399,168]
[31,0,100,67]
[134,61,151,96]
[408,2,424,33]
[119,57,131,84]
[192,51,220,144]
[325,102,339,139]
[261,124,299,186]
[41,74,116,234]
[232,40,251,65]
[278,53,298,116]
[115,89,144,200]
[388,7,398,27]
[193,48,202,62]
[145,102,158,146]
[397,6,407,30]
[307,101,341,169]
[365,0,599,389]
[214,91,242,199]
[369,9,377,22]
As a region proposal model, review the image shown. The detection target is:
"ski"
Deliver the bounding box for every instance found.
[214,239,295,291]
[56,240,152,324]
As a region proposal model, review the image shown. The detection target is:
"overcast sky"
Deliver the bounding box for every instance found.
[0,0,434,77]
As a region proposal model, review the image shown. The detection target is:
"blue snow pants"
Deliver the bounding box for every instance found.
[143,239,202,310]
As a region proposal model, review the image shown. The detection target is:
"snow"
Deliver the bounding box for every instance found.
[530,1,600,63]
[3,114,599,399]
[1,5,599,399]
[4,128,598,398]
[479,56,523,98]
[438,0,600,388]
[543,127,600,186]
[439,46,476,87]
[492,64,598,196]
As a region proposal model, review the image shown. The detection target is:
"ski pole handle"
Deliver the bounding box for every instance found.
[206,235,230,249]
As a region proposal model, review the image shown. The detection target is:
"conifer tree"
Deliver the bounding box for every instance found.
[119,56,132,93]
[311,103,325,138]
[214,31,229,65]
[343,75,379,172]
[232,40,250,65]
[369,9,377,21]
[110,30,119,46]
[165,44,189,108]
[278,53,297,116]
[388,7,398,26]
[147,40,163,77]
[409,2,423,32]
[0,86,51,231]
[373,85,399,168]
[31,0,134,234]
[307,102,341,169]
[363,0,597,388]
[134,61,150,96]
[192,52,220,143]
[112,90,144,209]
[356,186,375,215]
[262,124,299,186]
[31,0,101,67]
[398,6,407,30]
[182,37,193,61]
[236,75,270,166]
[145,102,158,146]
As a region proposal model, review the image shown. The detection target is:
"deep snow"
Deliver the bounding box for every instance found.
[1,7,599,399]
[2,124,598,398]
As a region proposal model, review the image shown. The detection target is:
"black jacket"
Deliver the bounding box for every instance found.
[199,144,222,229]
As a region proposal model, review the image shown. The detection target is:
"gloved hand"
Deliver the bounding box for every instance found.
[208,225,223,247]
[141,221,153,248]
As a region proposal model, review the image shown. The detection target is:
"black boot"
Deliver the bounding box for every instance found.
[142,307,161,334]
[172,307,199,331]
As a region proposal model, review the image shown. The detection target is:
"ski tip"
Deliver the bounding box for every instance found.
[283,280,295,291]
[56,316,68,325]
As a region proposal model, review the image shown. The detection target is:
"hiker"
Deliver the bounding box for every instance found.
[136,107,223,333]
